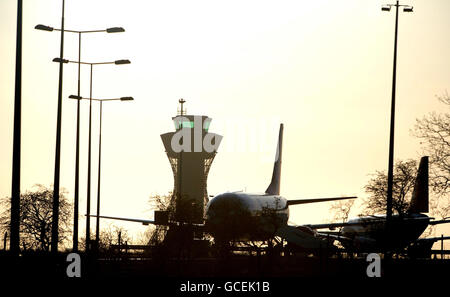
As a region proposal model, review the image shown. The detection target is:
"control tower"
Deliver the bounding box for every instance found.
[160,99,222,223]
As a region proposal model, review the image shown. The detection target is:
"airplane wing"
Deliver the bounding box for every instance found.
[306,221,366,230]
[428,218,450,225]
[88,214,155,225]
[287,196,357,206]
[307,216,437,230]
[316,231,353,243]
[88,214,206,228]
[415,236,450,243]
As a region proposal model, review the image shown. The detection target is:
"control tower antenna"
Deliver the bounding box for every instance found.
[178,98,186,116]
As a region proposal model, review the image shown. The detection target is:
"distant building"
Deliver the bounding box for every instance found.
[160,99,222,223]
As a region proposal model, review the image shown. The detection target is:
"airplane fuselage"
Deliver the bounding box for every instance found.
[340,213,430,251]
[205,192,289,242]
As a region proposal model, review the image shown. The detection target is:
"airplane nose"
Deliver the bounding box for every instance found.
[206,193,250,229]
[206,193,255,241]
[207,194,242,221]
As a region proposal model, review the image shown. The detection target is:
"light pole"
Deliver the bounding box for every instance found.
[37,25,125,251]
[55,58,130,251]
[69,96,134,245]
[10,0,23,256]
[50,0,65,255]
[381,2,413,238]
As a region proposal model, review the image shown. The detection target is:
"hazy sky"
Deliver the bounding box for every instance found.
[1,0,449,245]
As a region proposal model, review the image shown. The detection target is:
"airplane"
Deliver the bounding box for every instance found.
[92,124,357,249]
[407,236,450,259]
[305,156,450,253]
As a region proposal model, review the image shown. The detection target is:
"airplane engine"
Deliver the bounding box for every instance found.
[295,225,318,237]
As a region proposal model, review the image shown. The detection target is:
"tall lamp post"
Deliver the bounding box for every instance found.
[381,1,413,238]
[69,96,134,245]
[50,0,65,255]
[36,25,125,252]
[54,58,130,251]
[10,0,23,256]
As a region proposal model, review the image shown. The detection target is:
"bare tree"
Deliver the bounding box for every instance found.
[98,224,131,252]
[260,197,284,242]
[414,92,450,196]
[361,158,450,226]
[429,195,450,221]
[328,199,355,223]
[361,159,418,216]
[147,192,174,246]
[78,224,132,254]
[136,229,153,246]
[0,184,72,251]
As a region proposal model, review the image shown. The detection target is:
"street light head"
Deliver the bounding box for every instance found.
[35,24,54,31]
[106,27,125,33]
[403,7,413,12]
[120,97,134,101]
[69,95,83,100]
[115,59,131,65]
[381,6,391,12]
[52,57,69,63]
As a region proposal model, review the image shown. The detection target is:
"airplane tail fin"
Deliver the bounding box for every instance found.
[265,124,283,195]
[408,156,429,214]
